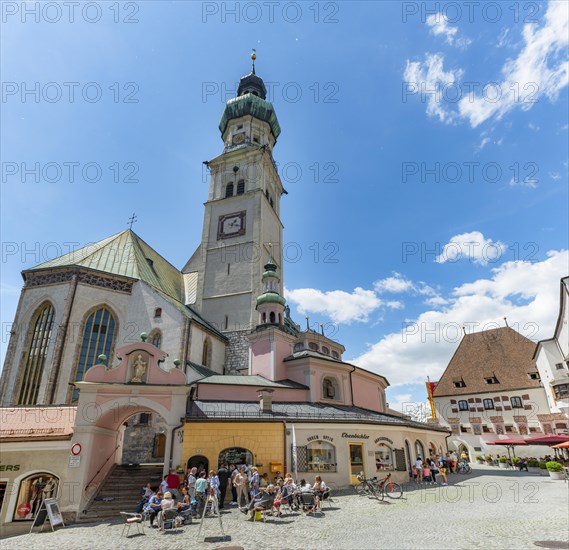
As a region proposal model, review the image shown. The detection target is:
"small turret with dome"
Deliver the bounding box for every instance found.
[256,246,285,326]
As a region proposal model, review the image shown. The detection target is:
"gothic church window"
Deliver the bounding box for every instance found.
[237,180,245,195]
[17,302,55,405]
[150,330,162,349]
[225,183,234,197]
[202,337,212,367]
[269,312,276,324]
[73,306,116,401]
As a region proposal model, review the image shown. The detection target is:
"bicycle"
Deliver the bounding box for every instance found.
[373,473,403,499]
[456,461,472,474]
[354,472,380,498]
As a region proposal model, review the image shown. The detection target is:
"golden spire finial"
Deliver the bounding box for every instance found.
[251,49,257,73]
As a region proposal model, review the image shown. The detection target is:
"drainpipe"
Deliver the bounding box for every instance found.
[47,271,79,403]
[282,421,288,475]
[348,365,356,406]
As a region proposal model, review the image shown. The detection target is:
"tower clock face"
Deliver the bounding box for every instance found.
[232,133,246,145]
[218,211,246,239]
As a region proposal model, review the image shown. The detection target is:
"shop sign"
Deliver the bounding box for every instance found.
[0,464,20,471]
[306,435,334,442]
[374,437,393,445]
[17,503,31,518]
[341,433,369,439]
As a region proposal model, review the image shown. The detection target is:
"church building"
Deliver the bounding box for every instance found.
[0,55,449,524]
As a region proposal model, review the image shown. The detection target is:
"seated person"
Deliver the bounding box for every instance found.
[299,479,312,492]
[177,487,191,512]
[273,478,295,515]
[144,491,163,527]
[244,485,276,520]
[157,491,177,530]
[312,475,327,510]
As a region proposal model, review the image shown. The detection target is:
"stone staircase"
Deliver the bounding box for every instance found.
[85,464,163,519]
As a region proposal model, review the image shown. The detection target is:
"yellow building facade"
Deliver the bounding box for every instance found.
[182,422,285,476]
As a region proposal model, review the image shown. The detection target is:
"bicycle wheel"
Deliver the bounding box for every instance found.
[372,484,385,501]
[383,481,403,499]
[355,482,370,496]
[462,464,472,474]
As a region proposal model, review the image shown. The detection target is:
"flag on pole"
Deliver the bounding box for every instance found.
[291,423,298,481]
[426,380,437,420]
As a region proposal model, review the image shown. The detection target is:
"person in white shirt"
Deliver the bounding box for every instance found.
[415,458,424,482]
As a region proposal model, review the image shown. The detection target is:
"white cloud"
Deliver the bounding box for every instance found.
[350,250,568,386]
[458,0,569,127]
[374,273,414,293]
[403,54,463,124]
[386,301,404,310]
[477,136,491,150]
[435,231,507,265]
[426,13,471,48]
[528,122,540,131]
[285,287,382,324]
[549,171,561,180]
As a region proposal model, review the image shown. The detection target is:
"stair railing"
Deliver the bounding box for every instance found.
[84,444,120,494]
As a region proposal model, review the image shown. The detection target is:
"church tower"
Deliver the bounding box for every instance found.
[183,52,286,373]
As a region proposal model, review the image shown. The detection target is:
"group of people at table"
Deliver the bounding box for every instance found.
[138,466,329,527]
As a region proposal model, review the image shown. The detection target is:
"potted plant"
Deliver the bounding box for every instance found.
[538,462,549,476]
[527,459,540,474]
[475,455,484,464]
[511,457,521,466]
[498,456,507,468]
[545,461,564,480]
[485,455,493,465]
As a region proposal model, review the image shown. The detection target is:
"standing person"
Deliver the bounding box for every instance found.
[160,475,168,495]
[422,461,431,484]
[438,457,448,485]
[217,463,230,509]
[415,457,423,483]
[195,471,208,517]
[187,467,197,499]
[234,466,248,509]
[429,459,438,485]
[166,469,181,501]
[249,467,260,499]
[208,470,220,499]
[229,464,238,504]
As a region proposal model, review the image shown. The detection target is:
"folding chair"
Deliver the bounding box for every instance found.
[321,488,334,508]
[159,508,180,532]
[120,512,144,537]
[299,492,321,515]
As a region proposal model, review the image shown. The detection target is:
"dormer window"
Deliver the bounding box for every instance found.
[528,372,540,380]
[453,380,466,388]
[485,376,499,385]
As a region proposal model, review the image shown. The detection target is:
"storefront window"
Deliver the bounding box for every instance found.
[218,447,254,468]
[307,441,336,472]
[375,444,394,471]
[13,473,59,521]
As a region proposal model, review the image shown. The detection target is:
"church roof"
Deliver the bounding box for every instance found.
[219,94,281,140]
[25,229,184,303]
[24,229,226,339]
[432,326,540,397]
[196,375,308,390]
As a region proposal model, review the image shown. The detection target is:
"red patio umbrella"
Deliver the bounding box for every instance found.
[552,441,569,449]
[524,435,569,446]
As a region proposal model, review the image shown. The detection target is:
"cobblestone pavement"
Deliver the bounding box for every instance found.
[2,467,568,550]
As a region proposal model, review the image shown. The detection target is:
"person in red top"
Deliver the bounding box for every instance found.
[165,469,181,501]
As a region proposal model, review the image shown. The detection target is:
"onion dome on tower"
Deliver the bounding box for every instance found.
[256,247,285,326]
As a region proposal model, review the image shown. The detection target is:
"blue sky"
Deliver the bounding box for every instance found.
[1,1,568,415]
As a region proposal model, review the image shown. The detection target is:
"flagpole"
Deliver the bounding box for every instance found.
[292,423,298,481]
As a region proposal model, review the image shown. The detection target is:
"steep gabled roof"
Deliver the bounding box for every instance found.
[25,229,184,303]
[433,326,540,397]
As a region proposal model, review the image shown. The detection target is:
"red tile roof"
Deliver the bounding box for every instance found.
[0,406,76,441]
